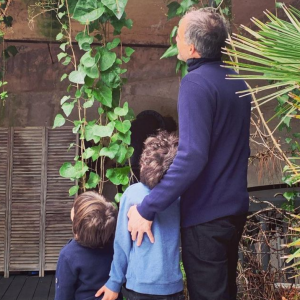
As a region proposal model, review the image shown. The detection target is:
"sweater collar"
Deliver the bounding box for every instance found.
[187,57,221,72]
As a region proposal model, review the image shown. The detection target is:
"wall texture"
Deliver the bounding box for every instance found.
[1,0,297,187]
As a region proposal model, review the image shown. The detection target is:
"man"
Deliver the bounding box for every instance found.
[128,8,251,300]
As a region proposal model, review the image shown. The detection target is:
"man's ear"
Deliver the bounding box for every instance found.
[189,44,201,58]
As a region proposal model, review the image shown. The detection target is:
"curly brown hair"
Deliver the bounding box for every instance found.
[72,192,118,248]
[139,130,178,189]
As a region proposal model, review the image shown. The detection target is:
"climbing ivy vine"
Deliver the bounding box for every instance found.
[31,0,135,202]
[0,0,18,103]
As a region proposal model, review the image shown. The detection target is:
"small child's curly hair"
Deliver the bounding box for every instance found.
[139,130,178,189]
[72,191,118,248]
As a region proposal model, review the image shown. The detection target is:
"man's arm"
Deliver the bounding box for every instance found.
[129,77,214,244]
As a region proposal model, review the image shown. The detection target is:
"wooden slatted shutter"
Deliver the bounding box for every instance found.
[1,127,76,277]
[0,128,9,273]
[44,128,76,274]
[9,128,43,273]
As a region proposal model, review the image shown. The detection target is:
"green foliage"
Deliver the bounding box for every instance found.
[223,5,300,186]
[0,2,17,104]
[162,0,231,77]
[52,0,135,201]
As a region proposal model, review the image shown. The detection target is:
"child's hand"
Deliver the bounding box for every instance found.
[95,285,118,300]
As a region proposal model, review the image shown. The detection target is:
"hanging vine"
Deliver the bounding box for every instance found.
[29,0,135,202]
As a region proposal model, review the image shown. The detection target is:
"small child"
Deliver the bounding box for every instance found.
[55,191,122,300]
[96,131,184,300]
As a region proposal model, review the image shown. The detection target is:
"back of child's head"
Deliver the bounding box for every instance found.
[72,191,117,249]
[139,130,178,189]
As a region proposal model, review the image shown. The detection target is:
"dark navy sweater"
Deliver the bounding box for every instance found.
[138,61,251,228]
[55,239,122,300]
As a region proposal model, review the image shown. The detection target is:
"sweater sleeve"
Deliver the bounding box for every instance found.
[54,252,77,300]
[105,192,133,292]
[138,77,214,220]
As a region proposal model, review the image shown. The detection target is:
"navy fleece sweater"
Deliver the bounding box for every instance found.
[138,61,251,228]
[55,239,122,300]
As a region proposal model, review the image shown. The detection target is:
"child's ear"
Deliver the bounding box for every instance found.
[70,207,74,221]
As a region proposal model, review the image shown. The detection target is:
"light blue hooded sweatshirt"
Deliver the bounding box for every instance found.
[106,182,183,295]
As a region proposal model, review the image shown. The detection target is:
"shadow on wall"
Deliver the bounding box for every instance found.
[130,110,177,182]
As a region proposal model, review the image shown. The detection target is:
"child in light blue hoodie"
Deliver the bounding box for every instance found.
[96,131,184,300]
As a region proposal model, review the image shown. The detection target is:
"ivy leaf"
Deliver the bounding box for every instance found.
[126,146,134,159]
[221,7,229,15]
[100,143,120,159]
[92,145,101,161]
[122,56,130,63]
[106,166,130,185]
[60,161,88,180]
[73,124,81,134]
[160,44,178,59]
[125,47,135,57]
[115,120,131,134]
[107,111,118,121]
[69,70,86,84]
[93,122,115,138]
[75,32,94,50]
[286,138,292,144]
[62,56,72,66]
[85,124,100,143]
[3,16,13,27]
[83,64,99,79]
[112,131,131,144]
[177,0,199,15]
[58,11,66,19]
[83,98,94,108]
[124,108,135,121]
[60,95,71,105]
[114,102,128,116]
[69,185,79,196]
[93,85,112,107]
[98,107,104,115]
[111,13,133,35]
[99,49,117,71]
[115,144,127,163]
[283,191,296,201]
[114,193,122,203]
[107,38,121,50]
[73,0,105,24]
[56,32,64,40]
[53,114,65,128]
[101,66,121,88]
[80,51,96,68]
[57,52,68,62]
[85,172,100,189]
[167,2,181,19]
[61,73,68,81]
[62,102,75,117]
[6,46,18,57]
[102,0,128,19]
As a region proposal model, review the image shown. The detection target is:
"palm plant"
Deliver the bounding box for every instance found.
[223,4,300,273]
[224,4,300,183]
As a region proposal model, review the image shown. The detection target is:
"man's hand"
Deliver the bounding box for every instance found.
[95,285,118,300]
[127,205,154,246]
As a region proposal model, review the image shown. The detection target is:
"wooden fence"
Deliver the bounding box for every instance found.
[0,127,76,277]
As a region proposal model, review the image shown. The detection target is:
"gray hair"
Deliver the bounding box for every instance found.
[183,8,229,58]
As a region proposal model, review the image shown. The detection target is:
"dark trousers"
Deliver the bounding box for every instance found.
[181,215,247,300]
[123,288,185,300]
